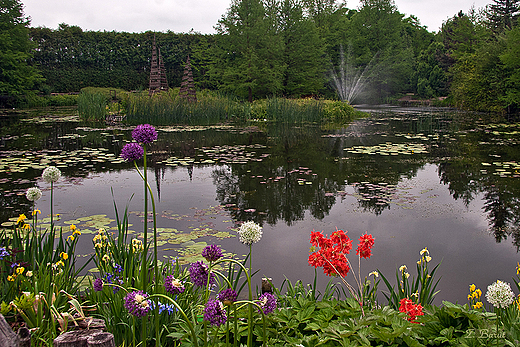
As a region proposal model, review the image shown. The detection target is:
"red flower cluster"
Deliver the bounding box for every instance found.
[308,230,352,277]
[356,233,375,259]
[399,298,424,323]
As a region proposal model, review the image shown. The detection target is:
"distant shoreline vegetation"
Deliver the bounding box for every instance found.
[3,0,519,114]
[76,87,362,125]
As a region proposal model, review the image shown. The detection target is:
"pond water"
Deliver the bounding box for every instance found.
[1,106,520,305]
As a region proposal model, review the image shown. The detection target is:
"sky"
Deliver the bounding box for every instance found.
[22,0,492,34]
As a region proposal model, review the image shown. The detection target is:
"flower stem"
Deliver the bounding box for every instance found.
[141,145,148,347]
[248,244,253,347]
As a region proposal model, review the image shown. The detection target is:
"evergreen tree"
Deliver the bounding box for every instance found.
[485,0,520,32]
[213,0,284,101]
[0,0,42,97]
[279,0,326,96]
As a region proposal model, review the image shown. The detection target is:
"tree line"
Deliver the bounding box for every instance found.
[1,0,520,112]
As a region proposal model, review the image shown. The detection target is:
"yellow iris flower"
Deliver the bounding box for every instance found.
[17,214,27,224]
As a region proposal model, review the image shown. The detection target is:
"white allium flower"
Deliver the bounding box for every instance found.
[237,221,263,245]
[26,187,42,202]
[42,166,61,183]
[486,280,515,309]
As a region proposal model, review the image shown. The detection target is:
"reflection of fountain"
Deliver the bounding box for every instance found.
[330,45,378,104]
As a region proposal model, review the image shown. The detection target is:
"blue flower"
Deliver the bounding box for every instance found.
[0,247,9,260]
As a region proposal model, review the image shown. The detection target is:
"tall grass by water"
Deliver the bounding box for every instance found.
[78,89,108,122]
[125,89,247,125]
[78,87,127,122]
[77,87,360,125]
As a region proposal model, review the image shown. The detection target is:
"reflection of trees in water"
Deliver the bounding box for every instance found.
[211,122,431,224]
[6,111,520,249]
[436,119,520,250]
[212,162,339,226]
[482,182,520,247]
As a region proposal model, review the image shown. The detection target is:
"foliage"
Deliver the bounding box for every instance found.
[20,93,78,108]
[419,301,494,346]
[485,0,520,33]
[379,247,441,309]
[78,89,109,122]
[270,297,423,346]
[125,89,247,125]
[500,26,520,111]
[212,0,285,102]
[0,0,42,97]
[0,191,91,343]
[278,0,327,98]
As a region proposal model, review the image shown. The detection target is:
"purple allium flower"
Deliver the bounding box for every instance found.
[120,142,144,162]
[257,292,277,314]
[189,261,215,287]
[124,290,151,318]
[164,275,185,295]
[93,278,104,292]
[202,244,223,262]
[203,299,227,326]
[132,124,158,144]
[217,288,238,306]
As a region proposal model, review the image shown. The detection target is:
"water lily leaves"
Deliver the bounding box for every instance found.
[344,142,428,156]
[82,215,115,229]
[480,160,520,177]
[167,233,198,244]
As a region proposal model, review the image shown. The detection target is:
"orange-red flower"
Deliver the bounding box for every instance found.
[356,233,375,259]
[399,298,424,323]
[308,229,353,277]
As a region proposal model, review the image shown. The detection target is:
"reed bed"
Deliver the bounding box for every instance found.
[77,90,108,122]
[78,87,359,125]
[125,89,247,125]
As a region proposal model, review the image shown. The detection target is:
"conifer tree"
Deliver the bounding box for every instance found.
[213,0,284,101]
[485,0,520,32]
[279,0,326,96]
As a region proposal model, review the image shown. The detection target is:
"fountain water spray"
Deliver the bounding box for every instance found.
[330,45,379,104]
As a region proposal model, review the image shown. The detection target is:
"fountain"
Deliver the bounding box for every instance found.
[330,45,379,104]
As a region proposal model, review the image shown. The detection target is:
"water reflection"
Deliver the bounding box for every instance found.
[1,110,520,252]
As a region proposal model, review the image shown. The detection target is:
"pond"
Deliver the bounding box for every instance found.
[1,106,520,305]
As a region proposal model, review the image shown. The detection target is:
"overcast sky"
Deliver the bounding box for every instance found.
[22,0,491,34]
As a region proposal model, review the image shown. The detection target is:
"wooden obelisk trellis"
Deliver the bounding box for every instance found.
[179,55,197,103]
[148,35,169,96]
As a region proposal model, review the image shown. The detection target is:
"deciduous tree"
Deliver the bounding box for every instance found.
[0,0,42,96]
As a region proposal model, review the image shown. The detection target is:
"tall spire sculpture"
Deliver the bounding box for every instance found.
[179,55,197,103]
[149,34,169,96]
